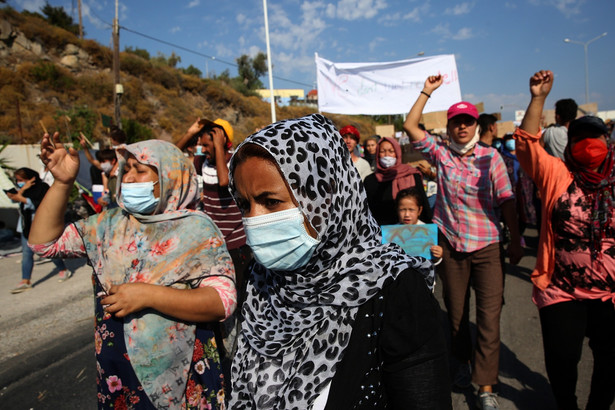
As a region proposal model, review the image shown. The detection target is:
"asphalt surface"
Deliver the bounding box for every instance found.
[0,229,602,409]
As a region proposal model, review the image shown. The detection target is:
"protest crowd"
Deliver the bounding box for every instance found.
[2,68,614,410]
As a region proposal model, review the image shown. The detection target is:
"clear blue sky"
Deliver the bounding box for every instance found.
[10,0,615,121]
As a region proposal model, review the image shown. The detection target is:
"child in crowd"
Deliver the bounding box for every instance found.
[396,187,442,265]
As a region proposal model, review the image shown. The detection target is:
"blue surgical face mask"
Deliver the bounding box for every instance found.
[16,181,25,188]
[379,156,397,168]
[504,139,515,152]
[195,145,205,156]
[243,207,320,271]
[120,181,160,214]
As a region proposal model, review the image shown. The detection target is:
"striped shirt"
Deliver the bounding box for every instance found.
[201,163,246,250]
[413,132,514,253]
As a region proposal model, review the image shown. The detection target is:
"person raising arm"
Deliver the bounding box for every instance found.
[402,74,522,410]
[29,132,235,409]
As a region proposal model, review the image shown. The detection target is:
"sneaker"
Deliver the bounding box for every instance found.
[58,270,73,282]
[477,391,499,410]
[11,282,32,294]
[453,362,472,389]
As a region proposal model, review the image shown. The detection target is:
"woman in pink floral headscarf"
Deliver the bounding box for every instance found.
[29,134,236,409]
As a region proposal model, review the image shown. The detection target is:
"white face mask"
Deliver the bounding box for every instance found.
[379,156,397,168]
[100,162,113,174]
[449,128,480,155]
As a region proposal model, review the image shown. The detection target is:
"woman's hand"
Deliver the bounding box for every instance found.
[101,283,151,318]
[40,132,80,186]
[430,245,443,259]
[6,191,26,203]
[529,70,553,99]
[20,177,36,192]
[424,74,443,94]
[101,283,226,322]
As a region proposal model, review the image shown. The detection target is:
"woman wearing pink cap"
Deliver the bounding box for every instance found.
[403,75,523,410]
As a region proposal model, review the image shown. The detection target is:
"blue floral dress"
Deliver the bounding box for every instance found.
[93,275,226,409]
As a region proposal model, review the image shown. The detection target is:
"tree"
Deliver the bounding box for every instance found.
[124,46,150,61]
[41,2,81,36]
[167,52,181,68]
[236,52,267,91]
[151,51,181,68]
[181,65,202,78]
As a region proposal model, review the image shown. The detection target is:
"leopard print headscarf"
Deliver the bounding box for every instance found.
[228,114,434,409]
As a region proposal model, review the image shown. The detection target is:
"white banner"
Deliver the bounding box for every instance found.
[315,53,462,115]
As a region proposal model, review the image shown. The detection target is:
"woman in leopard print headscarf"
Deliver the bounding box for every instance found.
[228,113,450,409]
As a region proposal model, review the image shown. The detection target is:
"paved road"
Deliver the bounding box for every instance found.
[0,229,600,409]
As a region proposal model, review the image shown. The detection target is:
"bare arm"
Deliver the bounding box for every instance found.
[520,70,553,135]
[101,283,226,322]
[79,136,101,170]
[500,199,523,265]
[29,133,80,245]
[403,75,444,142]
[6,177,36,204]
[211,127,230,187]
[176,118,202,150]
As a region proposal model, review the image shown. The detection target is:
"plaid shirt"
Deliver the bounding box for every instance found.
[413,132,514,252]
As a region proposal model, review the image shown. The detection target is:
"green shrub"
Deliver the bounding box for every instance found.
[80,39,112,67]
[120,53,152,78]
[124,46,150,61]
[30,61,74,91]
[54,105,97,148]
[121,118,152,143]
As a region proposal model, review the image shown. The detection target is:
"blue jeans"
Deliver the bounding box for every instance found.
[21,234,67,281]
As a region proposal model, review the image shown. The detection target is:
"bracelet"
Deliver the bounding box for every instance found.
[421,91,431,98]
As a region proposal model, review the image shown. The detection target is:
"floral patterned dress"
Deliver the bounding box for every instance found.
[32,140,236,409]
[550,180,615,295]
[93,273,226,409]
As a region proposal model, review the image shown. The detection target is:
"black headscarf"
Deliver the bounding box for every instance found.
[15,167,49,238]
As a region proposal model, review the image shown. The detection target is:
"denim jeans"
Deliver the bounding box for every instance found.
[21,234,67,281]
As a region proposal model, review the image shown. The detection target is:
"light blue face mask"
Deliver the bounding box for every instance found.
[120,181,160,214]
[243,207,320,271]
[16,181,25,188]
[195,145,205,156]
[504,139,515,152]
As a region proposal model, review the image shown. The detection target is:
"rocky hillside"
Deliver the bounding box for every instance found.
[0,7,376,147]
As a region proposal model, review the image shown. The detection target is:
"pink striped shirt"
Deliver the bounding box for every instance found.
[413,132,515,252]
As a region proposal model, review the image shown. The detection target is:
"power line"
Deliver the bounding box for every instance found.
[120,25,237,68]
[118,25,314,88]
[78,6,313,88]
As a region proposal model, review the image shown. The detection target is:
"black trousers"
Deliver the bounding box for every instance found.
[539,299,615,410]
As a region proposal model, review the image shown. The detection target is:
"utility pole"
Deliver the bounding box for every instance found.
[77,0,83,40]
[263,0,276,123]
[112,0,123,129]
[16,98,23,144]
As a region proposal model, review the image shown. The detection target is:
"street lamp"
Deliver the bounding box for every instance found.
[563,32,607,104]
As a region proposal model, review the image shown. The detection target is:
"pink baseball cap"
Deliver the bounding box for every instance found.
[447,101,479,120]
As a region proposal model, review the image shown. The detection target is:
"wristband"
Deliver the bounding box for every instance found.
[421,91,431,98]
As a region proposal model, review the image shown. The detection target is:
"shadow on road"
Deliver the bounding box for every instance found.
[499,342,556,409]
[31,257,88,288]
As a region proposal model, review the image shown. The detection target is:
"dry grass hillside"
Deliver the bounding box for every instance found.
[0,7,377,147]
